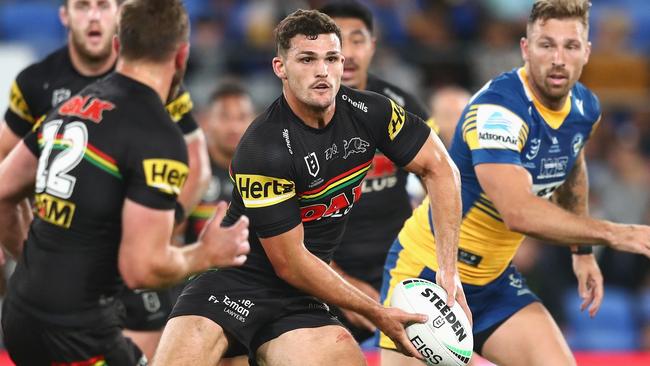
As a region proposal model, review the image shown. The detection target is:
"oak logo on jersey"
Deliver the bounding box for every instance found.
[236,174,295,208]
[8,80,34,123]
[58,95,115,123]
[34,193,76,229]
[300,184,362,222]
[143,159,189,195]
[388,99,406,141]
[166,91,193,122]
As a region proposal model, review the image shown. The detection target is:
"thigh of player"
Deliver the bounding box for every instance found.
[256,324,365,366]
[154,314,231,366]
[481,302,575,366]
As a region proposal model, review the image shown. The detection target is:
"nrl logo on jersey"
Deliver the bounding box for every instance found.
[525,138,541,160]
[304,152,320,177]
[51,88,71,107]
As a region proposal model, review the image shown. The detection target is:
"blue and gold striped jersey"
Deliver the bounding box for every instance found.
[399,67,601,285]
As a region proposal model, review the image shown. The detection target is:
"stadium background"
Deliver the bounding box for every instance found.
[0,0,648,365]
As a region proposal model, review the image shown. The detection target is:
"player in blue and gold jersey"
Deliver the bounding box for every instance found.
[380,1,650,365]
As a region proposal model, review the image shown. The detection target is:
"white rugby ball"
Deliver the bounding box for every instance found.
[390,278,473,366]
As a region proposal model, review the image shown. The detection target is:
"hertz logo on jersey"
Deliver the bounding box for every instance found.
[9,80,34,123]
[166,91,193,122]
[143,159,189,195]
[388,99,406,141]
[35,193,76,228]
[236,174,295,208]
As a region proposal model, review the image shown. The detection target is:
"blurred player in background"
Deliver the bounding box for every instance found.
[319,1,431,343]
[429,86,471,148]
[154,9,467,366]
[184,82,255,244]
[0,0,211,359]
[0,1,249,364]
[380,1,650,365]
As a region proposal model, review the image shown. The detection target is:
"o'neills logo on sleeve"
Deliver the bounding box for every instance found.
[236,174,295,208]
[143,159,189,195]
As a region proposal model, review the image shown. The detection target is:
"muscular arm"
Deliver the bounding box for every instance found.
[475,161,614,245]
[261,225,383,318]
[176,130,211,219]
[0,122,22,161]
[119,200,249,289]
[404,131,462,274]
[552,151,589,216]
[551,151,590,251]
[0,141,36,258]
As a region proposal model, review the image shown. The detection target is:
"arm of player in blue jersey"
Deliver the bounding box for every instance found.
[476,162,650,258]
[551,151,603,317]
[402,130,471,325]
[0,141,37,258]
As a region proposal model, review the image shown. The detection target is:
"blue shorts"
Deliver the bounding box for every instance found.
[378,239,539,353]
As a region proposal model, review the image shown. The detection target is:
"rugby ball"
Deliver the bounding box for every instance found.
[390,278,473,365]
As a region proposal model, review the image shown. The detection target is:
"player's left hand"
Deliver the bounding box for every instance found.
[572,253,604,317]
[436,268,472,326]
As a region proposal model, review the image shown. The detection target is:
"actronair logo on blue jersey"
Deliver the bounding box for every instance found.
[476,105,524,151]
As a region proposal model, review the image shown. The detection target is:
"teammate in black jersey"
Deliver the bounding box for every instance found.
[0,0,212,359]
[319,1,432,343]
[185,82,255,244]
[0,1,249,365]
[155,10,468,366]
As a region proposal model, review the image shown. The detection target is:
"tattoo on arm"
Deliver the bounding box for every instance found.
[552,152,588,216]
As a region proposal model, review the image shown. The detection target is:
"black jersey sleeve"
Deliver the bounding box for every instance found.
[165,86,199,135]
[4,70,38,137]
[22,130,40,157]
[370,95,431,167]
[230,124,300,238]
[121,107,189,210]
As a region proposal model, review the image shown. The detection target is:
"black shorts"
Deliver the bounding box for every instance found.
[169,269,342,359]
[119,287,175,331]
[1,299,146,366]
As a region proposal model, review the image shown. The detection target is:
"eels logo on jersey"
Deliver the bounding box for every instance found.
[9,80,34,123]
[143,159,189,195]
[166,91,193,122]
[388,99,406,141]
[236,174,295,208]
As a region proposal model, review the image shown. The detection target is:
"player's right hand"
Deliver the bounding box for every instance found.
[199,201,250,268]
[375,307,427,360]
[609,223,650,258]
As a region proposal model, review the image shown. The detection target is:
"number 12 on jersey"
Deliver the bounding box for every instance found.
[35,119,88,199]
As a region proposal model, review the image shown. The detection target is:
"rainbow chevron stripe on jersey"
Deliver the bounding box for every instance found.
[398,67,601,285]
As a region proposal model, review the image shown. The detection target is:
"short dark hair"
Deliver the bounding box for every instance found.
[274,9,341,56]
[118,0,189,62]
[528,0,591,32]
[208,81,250,105]
[319,1,373,34]
[63,0,125,7]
